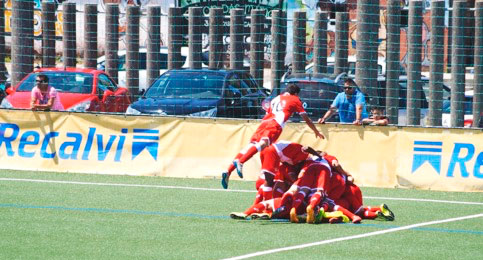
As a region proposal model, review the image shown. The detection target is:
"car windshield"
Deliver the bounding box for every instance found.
[145,71,224,99]
[17,71,93,94]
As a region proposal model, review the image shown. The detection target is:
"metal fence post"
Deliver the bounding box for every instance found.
[147,5,161,87]
[168,7,183,70]
[292,11,306,74]
[11,0,33,86]
[0,0,6,78]
[334,12,349,75]
[355,0,379,107]
[230,9,244,71]
[313,11,327,75]
[386,0,401,123]
[126,5,140,98]
[428,0,445,127]
[41,2,56,68]
[473,0,483,128]
[450,0,467,127]
[105,4,119,82]
[189,7,203,69]
[84,4,97,69]
[63,2,76,68]
[270,10,286,94]
[407,0,423,125]
[250,9,265,87]
[209,8,224,70]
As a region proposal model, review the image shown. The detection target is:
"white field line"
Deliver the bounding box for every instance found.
[1,177,483,206]
[0,177,253,193]
[221,213,483,260]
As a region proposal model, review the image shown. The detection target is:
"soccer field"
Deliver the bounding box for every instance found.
[0,169,482,259]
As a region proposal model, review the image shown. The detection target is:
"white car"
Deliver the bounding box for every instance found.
[97,47,209,91]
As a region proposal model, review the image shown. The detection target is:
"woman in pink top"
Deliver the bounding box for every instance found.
[30,74,64,111]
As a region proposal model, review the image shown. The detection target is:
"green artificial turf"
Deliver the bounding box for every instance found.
[0,169,481,259]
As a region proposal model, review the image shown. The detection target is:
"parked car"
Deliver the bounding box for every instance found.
[0,68,131,112]
[97,46,209,91]
[281,56,406,83]
[268,72,346,122]
[126,69,269,118]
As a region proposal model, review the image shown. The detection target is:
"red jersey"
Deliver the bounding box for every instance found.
[272,141,310,165]
[261,141,309,178]
[263,92,306,128]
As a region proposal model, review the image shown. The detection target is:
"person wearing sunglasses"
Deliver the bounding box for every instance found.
[317,78,368,125]
[30,74,64,111]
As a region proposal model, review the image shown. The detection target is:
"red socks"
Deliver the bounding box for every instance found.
[334,205,361,223]
[227,153,242,175]
[244,203,266,216]
[291,192,306,211]
[239,145,259,164]
[309,192,322,208]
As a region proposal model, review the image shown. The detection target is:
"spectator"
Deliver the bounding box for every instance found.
[362,106,389,126]
[318,78,368,125]
[30,74,64,111]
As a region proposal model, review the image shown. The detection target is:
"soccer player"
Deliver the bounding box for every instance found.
[221,83,325,189]
[230,198,286,220]
[311,153,394,222]
[335,182,395,221]
[252,141,323,204]
[275,157,332,223]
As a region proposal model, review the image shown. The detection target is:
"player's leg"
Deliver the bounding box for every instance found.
[290,187,309,223]
[221,143,256,189]
[235,122,282,176]
[234,139,268,177]
[273,181,288,198]
[272,184,297,218]
[306,190,324,224]
[333,204,362,224]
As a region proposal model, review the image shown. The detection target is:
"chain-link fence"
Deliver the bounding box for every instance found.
[0,1,481,128]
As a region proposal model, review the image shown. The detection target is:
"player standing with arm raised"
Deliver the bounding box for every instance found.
[221,83,325,189]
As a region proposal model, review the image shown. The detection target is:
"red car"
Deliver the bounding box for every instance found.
[0,67,131,112]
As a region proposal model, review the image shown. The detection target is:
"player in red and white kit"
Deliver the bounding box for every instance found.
[221,83,325,189]
[252,141,321,205]
[311,154,394,223]
[275,157,332,223]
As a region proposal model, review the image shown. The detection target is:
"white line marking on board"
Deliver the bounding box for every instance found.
[221,213,483,260]
[1,177,483,206]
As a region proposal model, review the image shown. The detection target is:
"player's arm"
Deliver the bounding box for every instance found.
[331,160,354,183]
[302,146,323,159]
[301,113,325,139]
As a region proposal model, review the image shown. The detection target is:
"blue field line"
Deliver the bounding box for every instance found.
[0,203,228,220]
[1,203,482,235]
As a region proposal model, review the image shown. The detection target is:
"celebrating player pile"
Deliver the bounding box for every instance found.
[223,83,394,224]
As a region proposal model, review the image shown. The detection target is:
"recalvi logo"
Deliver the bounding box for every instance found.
[412,140,482,178]
[0,123,159,162]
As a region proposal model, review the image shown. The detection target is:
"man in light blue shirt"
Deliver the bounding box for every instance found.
[318,78,368,124]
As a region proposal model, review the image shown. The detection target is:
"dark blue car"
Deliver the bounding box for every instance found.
[126,69,269,119]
